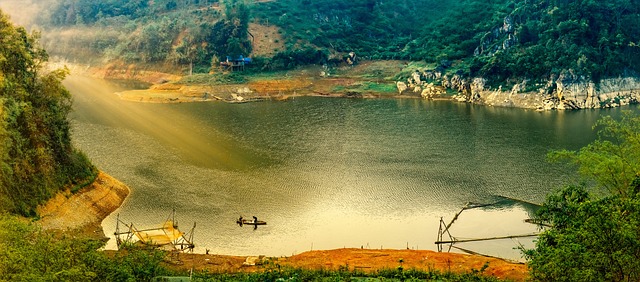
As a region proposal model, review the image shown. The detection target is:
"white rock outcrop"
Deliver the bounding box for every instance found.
[396,69,640,110]
[396,81,408,94]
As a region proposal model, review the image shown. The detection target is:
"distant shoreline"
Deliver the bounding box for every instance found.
[56,60,451,105]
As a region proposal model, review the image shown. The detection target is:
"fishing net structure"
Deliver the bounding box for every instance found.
[115,211,195,255]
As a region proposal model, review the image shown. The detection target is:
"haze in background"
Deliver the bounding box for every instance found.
[0,0,55,28]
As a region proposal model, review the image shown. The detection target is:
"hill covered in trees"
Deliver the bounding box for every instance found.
[22,0,639,85]
[0,10,95,215]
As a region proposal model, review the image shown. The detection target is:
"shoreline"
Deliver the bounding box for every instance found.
[52,60,640,110]
[114,88,433,104]
[58,61,444,105]
[36,170,529,281]
[37,171,130,241]
[162,248,529,281]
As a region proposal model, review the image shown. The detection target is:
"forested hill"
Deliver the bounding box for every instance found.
[11,0,640,83]
[0,10,96,215]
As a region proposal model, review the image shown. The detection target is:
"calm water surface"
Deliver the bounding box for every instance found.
[64,76,639,261]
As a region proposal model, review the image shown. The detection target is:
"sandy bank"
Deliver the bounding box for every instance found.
[112,76,406,104]
[37,171,130,239]
[282,248,527,280]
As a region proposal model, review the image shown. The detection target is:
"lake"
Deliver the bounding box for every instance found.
[64,75,639,261]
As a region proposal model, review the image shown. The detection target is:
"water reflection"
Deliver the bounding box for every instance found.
[438,200,539,260]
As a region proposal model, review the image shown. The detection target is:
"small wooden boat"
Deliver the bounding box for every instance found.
[237,219,267,226]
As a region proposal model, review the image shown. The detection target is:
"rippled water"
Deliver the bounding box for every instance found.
[64,76,639,261]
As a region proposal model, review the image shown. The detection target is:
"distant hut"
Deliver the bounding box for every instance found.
[220,55,252,71]
[346,52,357,65]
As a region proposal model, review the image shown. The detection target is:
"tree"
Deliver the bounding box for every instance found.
[526,113,640,281]
[218,0,252,57]
[0,10,95,215]
[525,183,640,281]
[549,112,640,196]
[171,34,197,75]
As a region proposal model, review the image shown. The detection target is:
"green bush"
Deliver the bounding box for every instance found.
[0,215,169,281]
[266,48,329,70]
[178,72,248,85]
[526,113,640,281]
[525,184,640,281]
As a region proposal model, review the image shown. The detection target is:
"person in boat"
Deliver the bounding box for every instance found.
[238,216,243,226]
[253,216,258,224]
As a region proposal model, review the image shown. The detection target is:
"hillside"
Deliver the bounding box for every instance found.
[1,0,639,111]
[0,10,96,215]
[22,0,637,80]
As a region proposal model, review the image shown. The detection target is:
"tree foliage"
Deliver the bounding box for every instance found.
[44,0,440,70]
[415,0,640,83]
[549,112,640,196]
[203,0,252,60]
[526,113,640,281]
[0,215,168,281]
[252,0,441,60]
[525,183,640,281]
[0,10,95,215]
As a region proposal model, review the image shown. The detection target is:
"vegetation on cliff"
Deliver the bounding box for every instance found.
[41,0,253,72]
[0,10,95,215]
[464,0,640,84]
[41,0,434,68]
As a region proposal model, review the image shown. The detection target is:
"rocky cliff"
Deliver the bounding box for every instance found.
[395,9,640,111]
[399,71,640,110]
